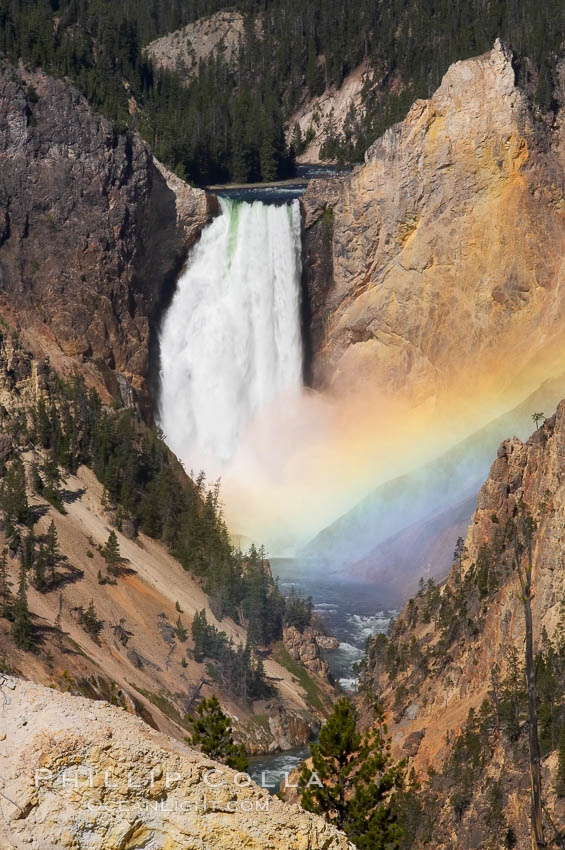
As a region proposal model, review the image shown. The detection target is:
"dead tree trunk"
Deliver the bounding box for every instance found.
[514,520,545,849]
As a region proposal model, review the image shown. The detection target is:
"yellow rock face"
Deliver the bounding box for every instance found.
[303,41,565,434]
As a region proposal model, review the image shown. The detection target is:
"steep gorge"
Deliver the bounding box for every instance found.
[8,45,565,567]
[6,36,565,848]
[0,66,345,776]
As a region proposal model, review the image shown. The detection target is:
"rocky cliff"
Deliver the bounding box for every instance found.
[0,68,213,417]
[301,41,565,424]
[283,625,338,681]
[144,11,246,84]
[287,62,372,163]
[369,403,565,759]
[0,677,351,850]
[361,401,565,847]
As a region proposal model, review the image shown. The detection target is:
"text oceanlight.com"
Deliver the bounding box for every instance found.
[84,797,273,814]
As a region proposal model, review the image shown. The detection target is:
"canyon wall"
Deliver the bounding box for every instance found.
[302,41,565,424]
[0,334,330,756]
[362,401,565,846]
[367,402,565,764]
[0,68,214,417]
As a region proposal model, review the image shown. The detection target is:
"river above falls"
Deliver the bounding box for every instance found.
[210,163,350,204]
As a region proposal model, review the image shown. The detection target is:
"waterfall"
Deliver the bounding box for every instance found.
[158,197,303,477]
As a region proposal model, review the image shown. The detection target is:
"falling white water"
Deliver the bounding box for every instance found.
[158,197,303,478]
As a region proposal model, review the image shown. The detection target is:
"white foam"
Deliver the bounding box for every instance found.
[339,677,359,691]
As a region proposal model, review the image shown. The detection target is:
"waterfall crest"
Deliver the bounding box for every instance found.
[158,197,303,477]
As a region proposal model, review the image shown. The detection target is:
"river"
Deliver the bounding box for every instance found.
[248,557,396,792]
[213,163,349,204]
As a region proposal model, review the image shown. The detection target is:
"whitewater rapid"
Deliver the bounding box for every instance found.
[158,197,303,477]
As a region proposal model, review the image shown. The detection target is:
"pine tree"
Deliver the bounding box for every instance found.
[191,609,208,662]
[22,530,35,570]
[42,451,64,509]
[187,695,249,770]
[0,548,13,619]
[54,591,64,651]
[103,530,121,573]
[0,456,29,528]
[79,599,103,641]
[300,699,404,849]
[285,586,313,632]
[31,461,44,495]
[6,526,21,559]
[34,394,51,448]
[453,536,465,585]
[290,122,304,157]
[45,520,59,584]
[11,562,34,650]
[498,647,527,740]
[258,119,278,182]
[176,615,188,642]
[32,545,48,592]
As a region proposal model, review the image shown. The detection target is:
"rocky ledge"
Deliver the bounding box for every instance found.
[0,677,352,849]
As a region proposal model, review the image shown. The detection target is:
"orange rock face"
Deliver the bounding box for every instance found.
[302,41,565,428]
[363,401,565,796]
